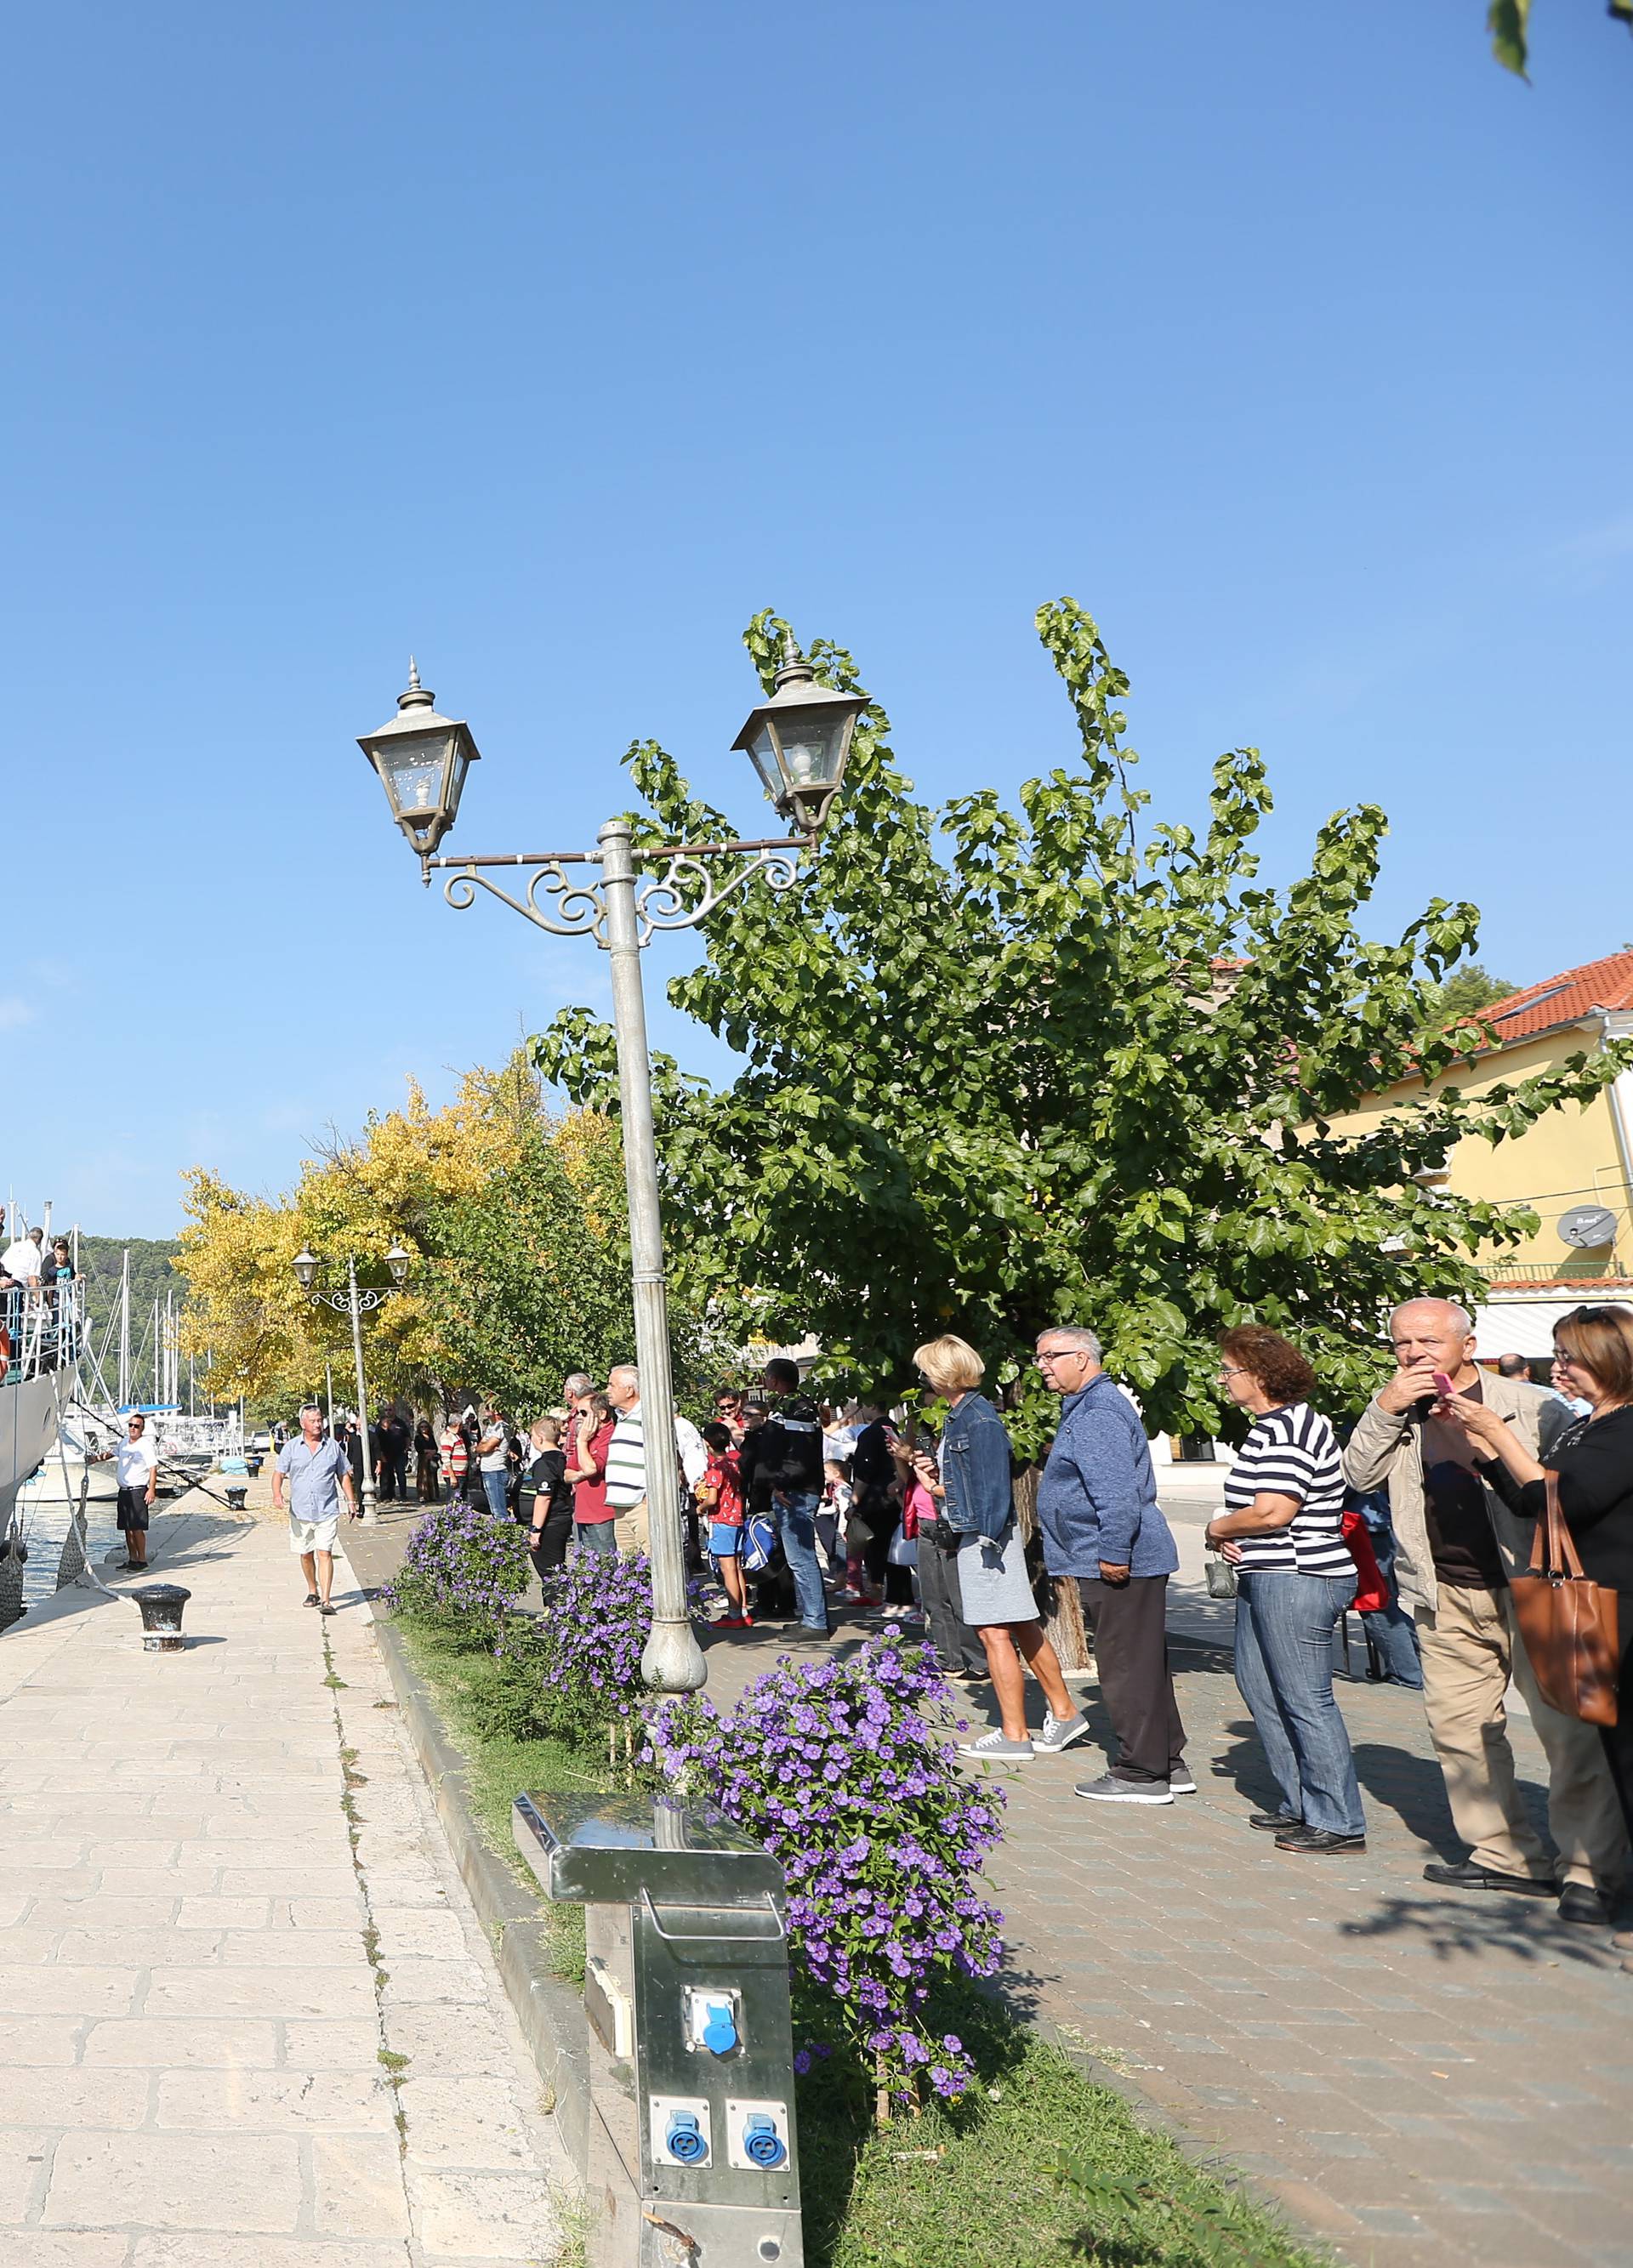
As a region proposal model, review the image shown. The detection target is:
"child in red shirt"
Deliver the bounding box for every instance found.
[698,1421,750,1628]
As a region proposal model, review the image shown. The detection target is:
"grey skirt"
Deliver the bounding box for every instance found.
[956,1521,1038,1626]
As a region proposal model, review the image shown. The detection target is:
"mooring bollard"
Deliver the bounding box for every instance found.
[131,1583,191,1652]
[224,1485,249,1509]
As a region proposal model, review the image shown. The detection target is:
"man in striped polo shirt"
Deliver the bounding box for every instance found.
[604,1364,649,1553]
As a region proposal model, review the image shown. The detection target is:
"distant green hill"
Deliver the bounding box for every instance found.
[72,1235,185,1395]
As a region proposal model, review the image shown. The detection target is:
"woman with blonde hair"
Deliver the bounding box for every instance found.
[910,1333,1087,1760]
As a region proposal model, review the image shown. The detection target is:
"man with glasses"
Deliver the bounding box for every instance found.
[1343,1297,1627,1923]
[1035,1327,1189,1804]
[92,1412,160,1571]
[272,1400,357,1615]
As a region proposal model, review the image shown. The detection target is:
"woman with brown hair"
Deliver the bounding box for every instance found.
[1439,1305,1633,1955]
[1205,1324,1365,1855]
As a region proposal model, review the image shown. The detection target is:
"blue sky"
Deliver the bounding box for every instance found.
[3,3,1628,1239]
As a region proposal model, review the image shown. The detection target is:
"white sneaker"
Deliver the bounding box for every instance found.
[958,1729,1034,1760]
[1032,1711,1091,1756]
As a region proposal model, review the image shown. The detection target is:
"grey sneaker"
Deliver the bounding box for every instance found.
[1074,1772,1173,1805]
[1032,1711,1091,1756]
[958,1729,1034,1761]
[1169,1769,1198,1794]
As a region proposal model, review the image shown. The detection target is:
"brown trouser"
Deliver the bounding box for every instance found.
[613,1498,649,1555]
[1414,1581,1629,1891]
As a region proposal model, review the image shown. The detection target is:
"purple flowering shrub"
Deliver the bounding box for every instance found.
[384,1503,531,1643]
[646,1633,1004,2107]
[482,1549,657,1742]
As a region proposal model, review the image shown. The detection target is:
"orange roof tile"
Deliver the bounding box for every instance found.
[1477,951,1633,1044]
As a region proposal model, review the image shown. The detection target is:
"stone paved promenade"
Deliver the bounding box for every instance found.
[0,1492,570,2266]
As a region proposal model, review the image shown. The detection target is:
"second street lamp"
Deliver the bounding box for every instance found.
[358,644,865,1693]
[292,1247,414,1526]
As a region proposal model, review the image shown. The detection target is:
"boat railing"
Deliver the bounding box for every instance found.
[0,1279,83,1386]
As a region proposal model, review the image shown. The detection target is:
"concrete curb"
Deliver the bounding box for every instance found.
[366,1610,594,2175]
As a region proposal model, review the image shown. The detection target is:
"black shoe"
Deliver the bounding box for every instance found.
[1556,1884,1609,1925]
[1276,1825,1367,1855]
[1422,1861,1556,1896]
[304,1592,320,1607]
[1249,1810,1302,1833]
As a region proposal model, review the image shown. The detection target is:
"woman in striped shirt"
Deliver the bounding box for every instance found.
[1205,1325,1366,1856]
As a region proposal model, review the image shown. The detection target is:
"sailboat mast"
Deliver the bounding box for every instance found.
[118,1251,130,1407]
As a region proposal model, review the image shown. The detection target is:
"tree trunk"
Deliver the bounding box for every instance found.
[1015,1464,1092,1673]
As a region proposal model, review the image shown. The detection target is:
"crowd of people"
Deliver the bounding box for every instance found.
[270,1285,1633,1971]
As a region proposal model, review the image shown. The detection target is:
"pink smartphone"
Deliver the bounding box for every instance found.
[1431,1371,1455,1398]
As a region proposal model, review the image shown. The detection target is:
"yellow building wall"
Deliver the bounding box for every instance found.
[1322,1026,1631,1278]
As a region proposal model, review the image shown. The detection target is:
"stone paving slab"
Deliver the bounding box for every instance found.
[0,1497,572,2263]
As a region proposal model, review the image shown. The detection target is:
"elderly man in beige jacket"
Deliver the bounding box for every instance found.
[1344,1296,1627,1924]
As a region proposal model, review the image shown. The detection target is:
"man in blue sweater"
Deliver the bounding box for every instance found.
[1036,1326,1191,1805]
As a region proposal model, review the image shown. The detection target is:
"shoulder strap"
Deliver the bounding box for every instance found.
[1539,1471,1588,1580]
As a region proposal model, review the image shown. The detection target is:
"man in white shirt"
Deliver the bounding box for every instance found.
[92,1411,159,1571]
[1,1226,43,1288]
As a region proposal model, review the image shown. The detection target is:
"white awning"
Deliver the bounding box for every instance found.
[1473,1295,1633,1357]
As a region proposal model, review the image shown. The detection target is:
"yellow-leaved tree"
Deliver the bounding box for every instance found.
[178,1054,704,1422]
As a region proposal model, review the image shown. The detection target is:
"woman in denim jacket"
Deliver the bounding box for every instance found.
[911,1335,1089,1762]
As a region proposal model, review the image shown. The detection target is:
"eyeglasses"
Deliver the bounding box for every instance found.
[1217,1366,1251,1381]
[1035,1347,1087,1366]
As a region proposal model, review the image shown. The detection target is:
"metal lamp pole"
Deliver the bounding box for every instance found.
[293,1245,413,1528]
[357,644,866,1694]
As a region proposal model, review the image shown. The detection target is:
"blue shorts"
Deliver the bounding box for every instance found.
[710,1522,743,1557]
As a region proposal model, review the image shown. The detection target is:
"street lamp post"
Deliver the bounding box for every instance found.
[292,1242,413,1528]
[358,643,864,1691]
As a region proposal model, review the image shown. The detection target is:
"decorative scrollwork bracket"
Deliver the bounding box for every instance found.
[426,837,809,949]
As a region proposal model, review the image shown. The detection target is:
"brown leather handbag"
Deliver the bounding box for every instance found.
[1509,1475,1619,1726]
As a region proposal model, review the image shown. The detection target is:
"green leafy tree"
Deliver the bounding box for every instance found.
[535,600,1629,1451]
[1418,962,1516,1035]
[1488,0,1632,78]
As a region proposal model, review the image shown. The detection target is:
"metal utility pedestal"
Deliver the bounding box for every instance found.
[514,1791,803,2268]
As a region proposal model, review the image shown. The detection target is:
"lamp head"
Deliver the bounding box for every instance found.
[731,637,866,838]
[359,658,481,857]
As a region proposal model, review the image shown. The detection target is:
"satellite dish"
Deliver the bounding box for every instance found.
[1558,1205,1618,1250]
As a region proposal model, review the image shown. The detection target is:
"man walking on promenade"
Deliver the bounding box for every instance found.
[748,1356,832,1639]
[1036,1327,1190,1805]
[1343,1297,1627,1923]
[272,1400,357,1615]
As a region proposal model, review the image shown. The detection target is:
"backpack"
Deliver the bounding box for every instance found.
[740,1509,777,1573]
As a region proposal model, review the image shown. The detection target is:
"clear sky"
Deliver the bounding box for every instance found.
[3,3,1628,1240]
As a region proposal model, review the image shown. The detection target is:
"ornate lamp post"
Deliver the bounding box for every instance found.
[291,1242,413,1527]
[358,643,864,1691]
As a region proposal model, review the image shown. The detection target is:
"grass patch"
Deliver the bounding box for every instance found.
[797,1989,1323,2268]
[394,1616,619,1985]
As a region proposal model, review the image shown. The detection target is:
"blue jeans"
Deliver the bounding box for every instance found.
[1234,1572,1365,1836]
[575,1519,616,1557]
[1358,1519,1424,1688]
[481,1470,509,1519]
[772,1489,829,1632]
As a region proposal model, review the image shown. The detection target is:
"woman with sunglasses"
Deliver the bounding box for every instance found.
[1437,1305,1633,1961]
